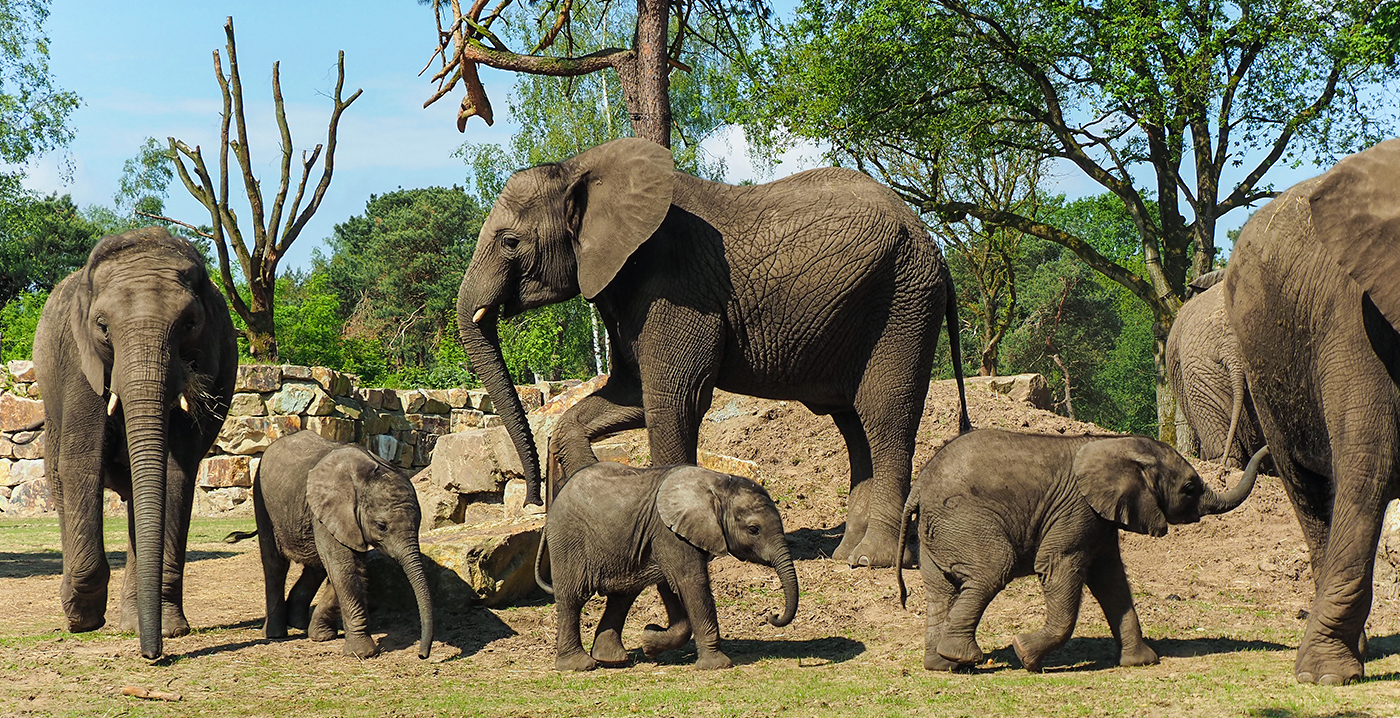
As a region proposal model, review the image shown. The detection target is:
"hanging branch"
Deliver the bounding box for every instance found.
[168,16,361,359]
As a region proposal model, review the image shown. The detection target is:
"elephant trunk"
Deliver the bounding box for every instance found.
[117,331,175,659]
[767,541,799,628]
[388,540,434,659]
[457,304,541,505]
[1200,446,1270,515]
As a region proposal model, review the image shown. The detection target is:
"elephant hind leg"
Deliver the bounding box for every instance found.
[287,565,327,633]
[642,582,692,658]
[554,591,598,672]
[591,592,639,666]
[829,410,875,564]
[922,556,960,671]
[308,585,341,643]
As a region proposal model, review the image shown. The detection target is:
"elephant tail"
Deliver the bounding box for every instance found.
[1219,365,1248,468]
[534,530,554,595]
[223,530,258,543]
[943,269,973,434]
[897,489,919,610]
[10,417,44,443]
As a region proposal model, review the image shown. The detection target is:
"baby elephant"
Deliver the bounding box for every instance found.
[537,463,798,671]
[254,431,433,659]
[900,429,1267,673]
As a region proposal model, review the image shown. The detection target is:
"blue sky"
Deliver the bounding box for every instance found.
[18,1,1379,272]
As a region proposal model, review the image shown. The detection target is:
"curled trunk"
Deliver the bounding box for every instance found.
[767,542,799,628]
[1201,445,1270,515]
[390,543,435,659]
[118,339,174,659]
[458,307,541,505]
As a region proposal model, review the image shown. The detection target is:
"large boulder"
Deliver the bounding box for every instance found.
[429,428,526,495]
[235,364,282,393]
[367,515,545,611]
[963,373,1054,411]
[0,394,45,431]
[217,415,301,455]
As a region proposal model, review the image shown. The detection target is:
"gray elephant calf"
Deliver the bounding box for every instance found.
[537,462,798,671]
[251,431,433,658]
[900,429,1266,672]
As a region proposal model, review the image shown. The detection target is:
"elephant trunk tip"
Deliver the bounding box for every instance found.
[767,611,793,628]
[1203,445,1269,515]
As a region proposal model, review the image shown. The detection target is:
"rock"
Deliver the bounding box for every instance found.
[0,434,11,459]
[450,408,485,433]
[367,515,546,612]
[197,455,255,488]
[280,365,314,380]
[0,459,11,486]
[447,388,473,409]
[698,451,762,483]
[332,397,363,421]
[413,432,440,466]
[360,408,391,435]
[1383,500,1400,574]
[536,375,607,416]
[466,389,493,413]
[379,389,403,412]
[305,389,336,416]
[194,486,252,515]
[9,431,44,460]
[10,458,44,485]
[312,367,351,396]
[217,415,301,455]
[429,428,526,495]
[516,386,544,412]
[503,478,545,518]
[414,470,468,529]
[266,380,329,415]
[306,416,357,443]
[18,383,40,399]
[963,373,1054,411]
[360,388,386,410]
[0,394,45,432]
[403,390,450,414]
[235,364,282,393]
[229,392,267,416]
[593,443,633,464]
[408,414,451,435]
[369,434,399,463]
[480,415,503,428]
[396,437,415,468]
[6,360,36,382]
[3,476,54,516]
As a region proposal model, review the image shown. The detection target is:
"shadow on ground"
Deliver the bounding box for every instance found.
[970,635,1291,674]
[786,526,844,561]
[644,636,865,667]
[379,605,519,661]
[0,550,239,579]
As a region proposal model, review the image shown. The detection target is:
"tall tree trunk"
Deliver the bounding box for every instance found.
[617,0,672,148]
[1152,324,1179,447]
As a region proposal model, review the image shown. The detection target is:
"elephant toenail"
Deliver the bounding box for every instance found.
[1295,672,1315,684]
[858,555,871,566]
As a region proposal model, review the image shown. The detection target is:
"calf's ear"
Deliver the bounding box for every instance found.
[656,467,729,556]
[1073,438,1168,537]
[307,448,371,552]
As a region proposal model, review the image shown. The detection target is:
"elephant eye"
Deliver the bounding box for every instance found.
[498,231,520,250]
[95,317,108,335]
[374,520,388,532]
[746,524,761,536]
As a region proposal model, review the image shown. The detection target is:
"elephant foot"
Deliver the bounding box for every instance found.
[591,637,631,666]
[118,610,139,633]
[264,618,288,640]
[308,621,339,643]
[556,652,599,672]
[845,531,904,568]
[66,614,106,634]
[287,604,312,632]
[937,634,984,667]
[641,623,691,658]
[1118,642,1159,668]
[1295,634,1364,686]
[1011,634,1042,673]
[161,606,190,638]
[695,651,734,670]
[832,529,862,563]
[63,593,108,634]
[924,651,961,671]
[342,633,380,659]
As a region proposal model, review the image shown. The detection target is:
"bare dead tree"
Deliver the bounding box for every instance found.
[168,16,361,360]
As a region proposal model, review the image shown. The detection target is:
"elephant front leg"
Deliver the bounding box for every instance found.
[591,592,639,666]
[1085,544,1157,668]
[1013,565,1085,672]
[323,553,377,658]
[153,453,198,638]
[308,585,341,643]
[549,377,645,496]
[54,434,111,633]
[642,581,692,658]
[673,569,732,670]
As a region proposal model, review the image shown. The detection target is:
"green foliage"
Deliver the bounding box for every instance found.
[0,288,45,361]
[0,0,79,169]
[0,193,98,306]
[114,136,174,220]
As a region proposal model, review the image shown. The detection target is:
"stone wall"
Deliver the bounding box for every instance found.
[0,359,585,517]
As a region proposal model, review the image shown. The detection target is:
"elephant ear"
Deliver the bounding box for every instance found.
[1309,139,1400,331]
[1072,438,1168,537]
[306,447,370,552]
[562,138,675,299]
[64,266,108,397]
[656,466,729,556]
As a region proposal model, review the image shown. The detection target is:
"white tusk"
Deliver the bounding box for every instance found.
[107,392,119,416]
[179,395,191,414]
[472,307,488,323]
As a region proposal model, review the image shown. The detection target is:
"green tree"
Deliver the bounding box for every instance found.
[741,0,1400,440]
[0,0,80,183]
[0,288,45,361]
[0,193,98,306]
[318,186,487,383]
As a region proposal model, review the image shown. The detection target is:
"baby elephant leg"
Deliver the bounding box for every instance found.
[937,577,1003,666]
[592,591,639,666]
[1085,546,1158,667]
[309,585,341,643]
[1013,564,1085,672]
[642,582,693,658]
[287,565,327,632]
[921,558,961,671]
[554,591,598,672]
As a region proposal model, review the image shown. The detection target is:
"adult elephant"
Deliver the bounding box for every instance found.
[1224,139,1400,685]
[457,138,970,568]
[1165,274,1265,468]
[33,227,237,659]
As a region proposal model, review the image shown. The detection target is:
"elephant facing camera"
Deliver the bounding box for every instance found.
[899,429,1266,673]
[238,431,435,659]
[536,462,799,671]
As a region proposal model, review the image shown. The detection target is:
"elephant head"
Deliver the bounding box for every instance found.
[1073,436,1267,537]
[455,138,676,504]
[307,447,434,659]
[656,467,798,627]
[72,227,233,658]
